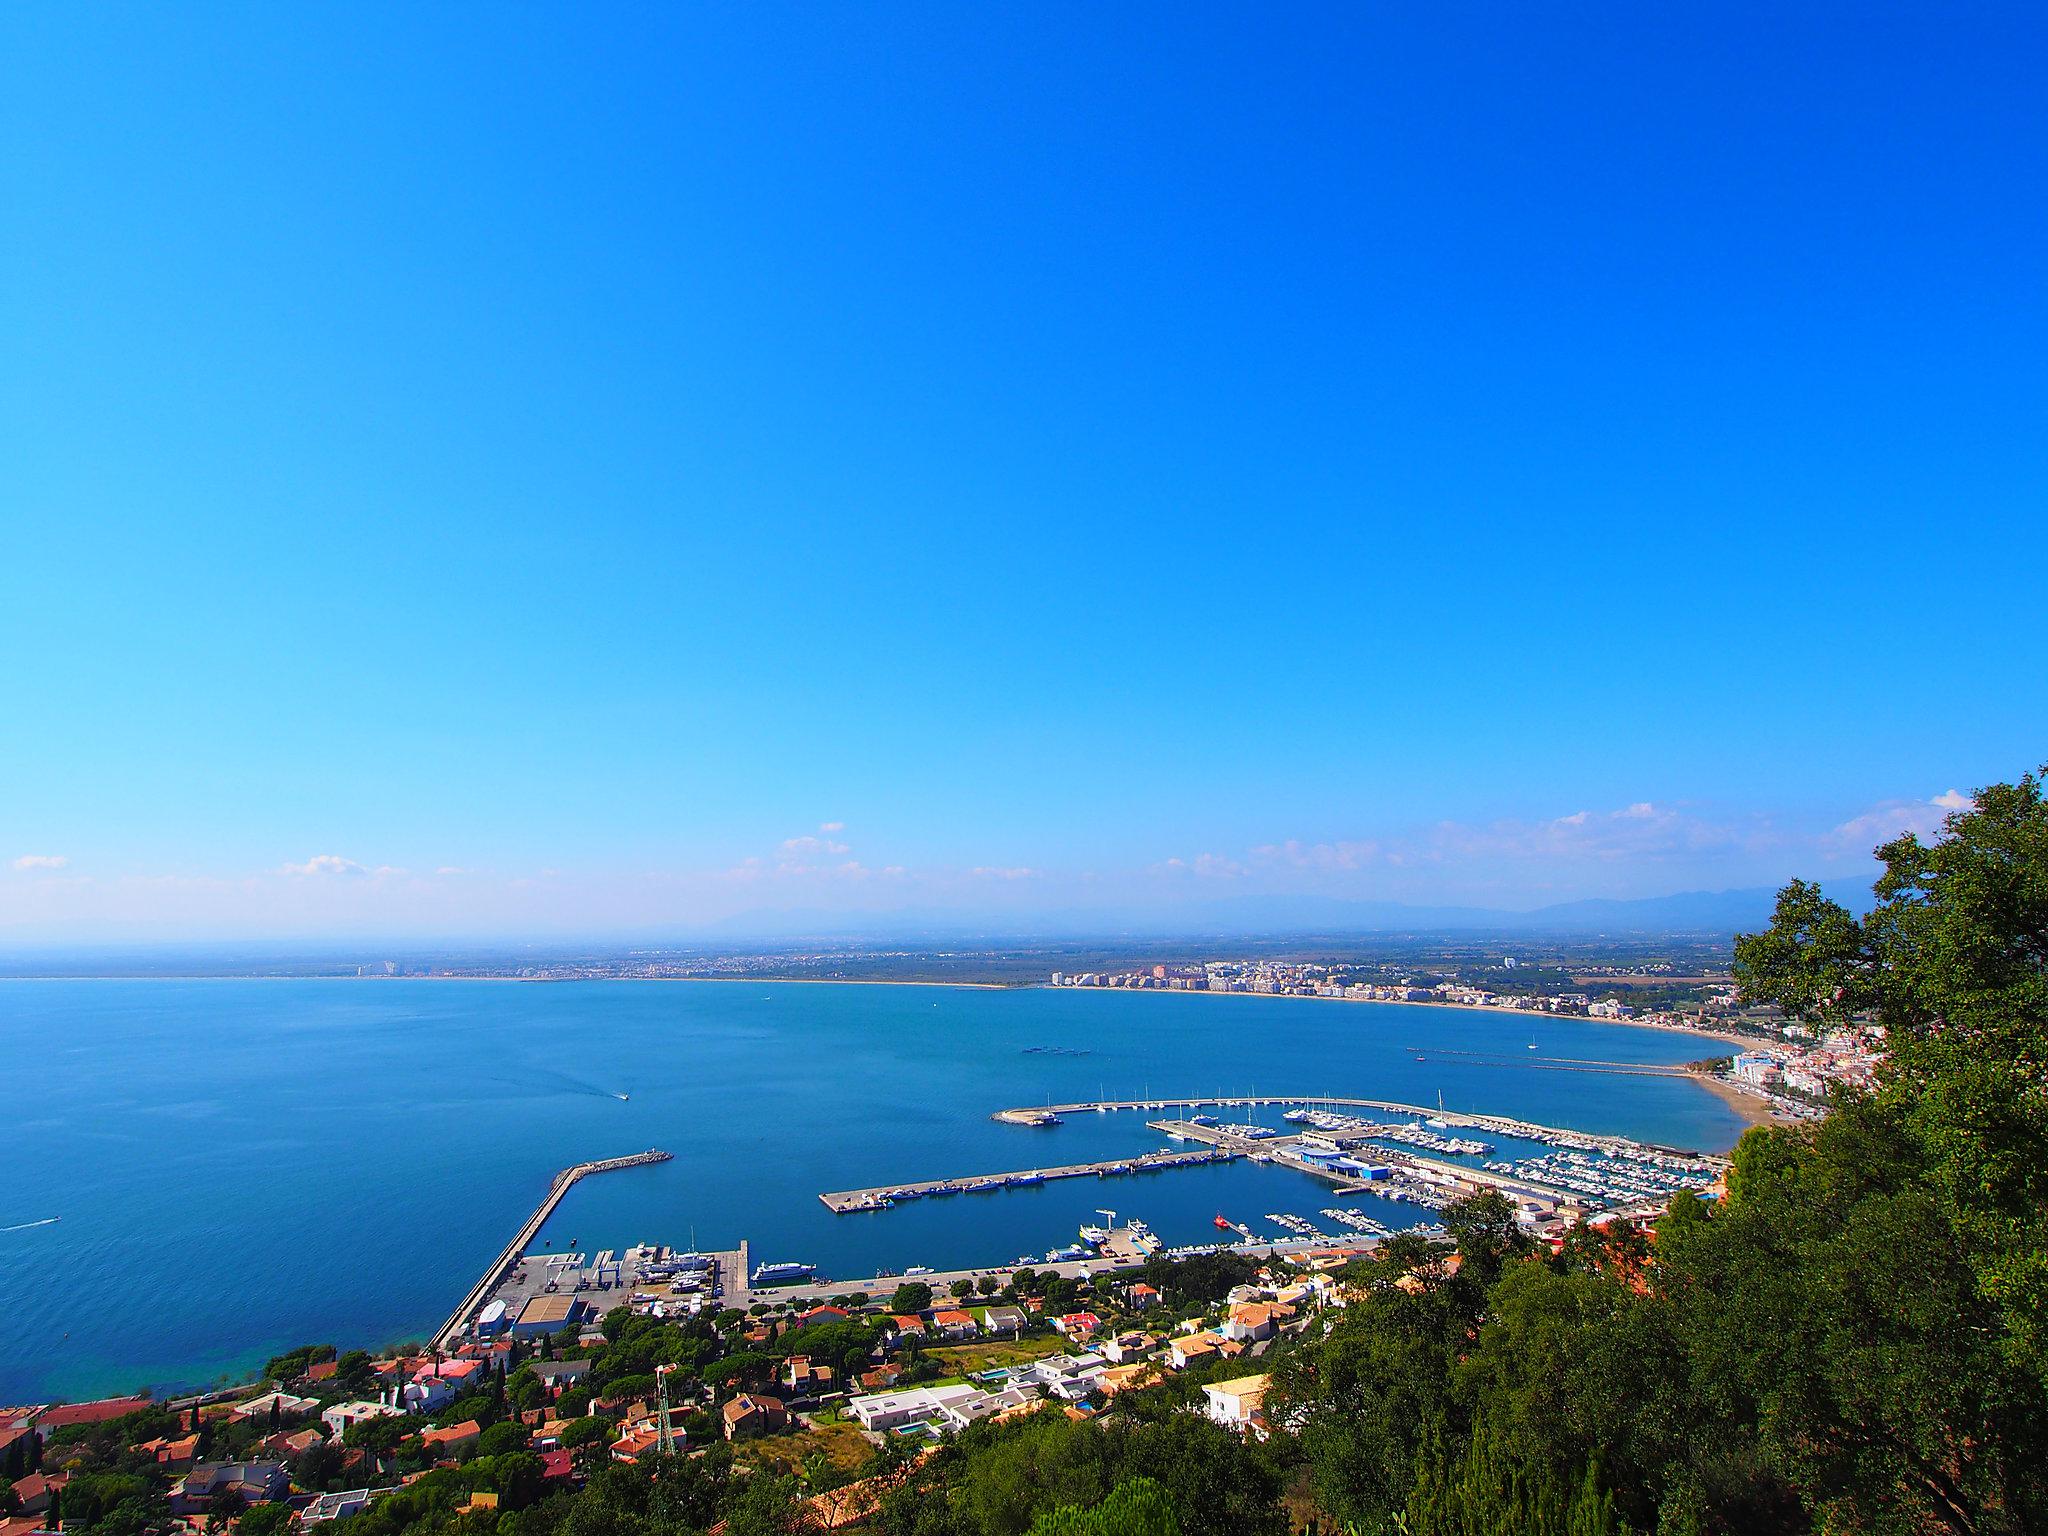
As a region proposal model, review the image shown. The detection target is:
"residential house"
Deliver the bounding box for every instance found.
[1219,1302,1293,1344]
[930,1310,978,1340]
[721,1395,786,1440]
[415,1359,486,1389]
[262,1427,324,1462]
[1095,1363,1157,1397]
[132,1434,201,1468]
[8,1474,67,1517]
[233,1391,317,1421]
[420,1420,482,1458]
[780,1356,836,1399]
[300,1489,374,1525]
[1202,1374,1270,1437]
[608,1423,664,1464]
[1050,1312,1101,1341]
[169,1462,290,1515]
[1100,1331,1152,1364]
[1122,1283,1161,1311]
[796,1305,850,1329]
[981,1305,1028,1335]
[530,1360,592,1394]
[27,1396,152,1441]
[1169,1332,1222,1370]
[845,1383,1032,1435]
[323,1401,399,1442]
[396,1375,457,1416]
[1015,1354,1106,1402]
[886,1316,927,1346]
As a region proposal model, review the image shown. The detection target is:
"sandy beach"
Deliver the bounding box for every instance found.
[1045,979,1759,1052]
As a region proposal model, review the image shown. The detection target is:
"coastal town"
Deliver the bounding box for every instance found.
[1,1086,1732,1536]
[0,1238,1371,1536]
[1048,960,1887,1114]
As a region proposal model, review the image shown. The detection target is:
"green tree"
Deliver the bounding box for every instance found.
[890,1281,934,1315]
[1028,1476,1181,1536]
[478,1420,529,1458]
[294,1440,347,1489]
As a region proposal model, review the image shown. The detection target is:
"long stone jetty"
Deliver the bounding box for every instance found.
[817,1147,1236,1213]
[434,1149,671,1348]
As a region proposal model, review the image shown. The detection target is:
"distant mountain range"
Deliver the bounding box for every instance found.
[704,884,1868,943]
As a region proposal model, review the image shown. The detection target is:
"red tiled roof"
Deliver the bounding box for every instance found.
[33,1396,151,1428]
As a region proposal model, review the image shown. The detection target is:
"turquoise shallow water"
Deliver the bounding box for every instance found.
[0,979,1745,1402]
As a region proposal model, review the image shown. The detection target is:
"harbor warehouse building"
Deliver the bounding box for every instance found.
[514,1294,584,1338]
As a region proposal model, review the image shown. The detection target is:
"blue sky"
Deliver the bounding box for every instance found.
[3,6,2043,939]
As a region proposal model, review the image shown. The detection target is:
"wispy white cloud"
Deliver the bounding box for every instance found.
[277,855,405,879]
[818,821,845,834]
[779,834,851,858]
[1827,790,1969,856]
[1249,838,1381,871]
[1164,801,1775,892]
[1160,853,1248,879]
[1424,802,1756,864]
[279,854,366,877]
[11,854,69,871]
[969,866,1037,880]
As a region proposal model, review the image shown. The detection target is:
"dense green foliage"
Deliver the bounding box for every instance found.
[1269,769,2048,1535]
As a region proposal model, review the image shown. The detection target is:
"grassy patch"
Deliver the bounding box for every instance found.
[730,1417,874,1478]
[928,1335,1067,1373]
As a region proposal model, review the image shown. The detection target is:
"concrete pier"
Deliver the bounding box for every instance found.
[434,1149,672,1348]
[817,1147,1237,1213]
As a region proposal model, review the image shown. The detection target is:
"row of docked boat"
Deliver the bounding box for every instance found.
[1264,1212,1333,1241]
[1481,1147,1717,1207]
[1320,1207,1393,1237]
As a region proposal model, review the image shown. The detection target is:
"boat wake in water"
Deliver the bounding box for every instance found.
[1,1217,60,1233]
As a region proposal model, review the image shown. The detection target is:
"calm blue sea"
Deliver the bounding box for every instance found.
[0,979,1745,1402]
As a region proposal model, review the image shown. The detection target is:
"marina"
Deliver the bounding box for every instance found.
[439,1094,1728,1344]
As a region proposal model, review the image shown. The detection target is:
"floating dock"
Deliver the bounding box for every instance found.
[817,1147,1237,1213]
[434,1149,672,1348]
